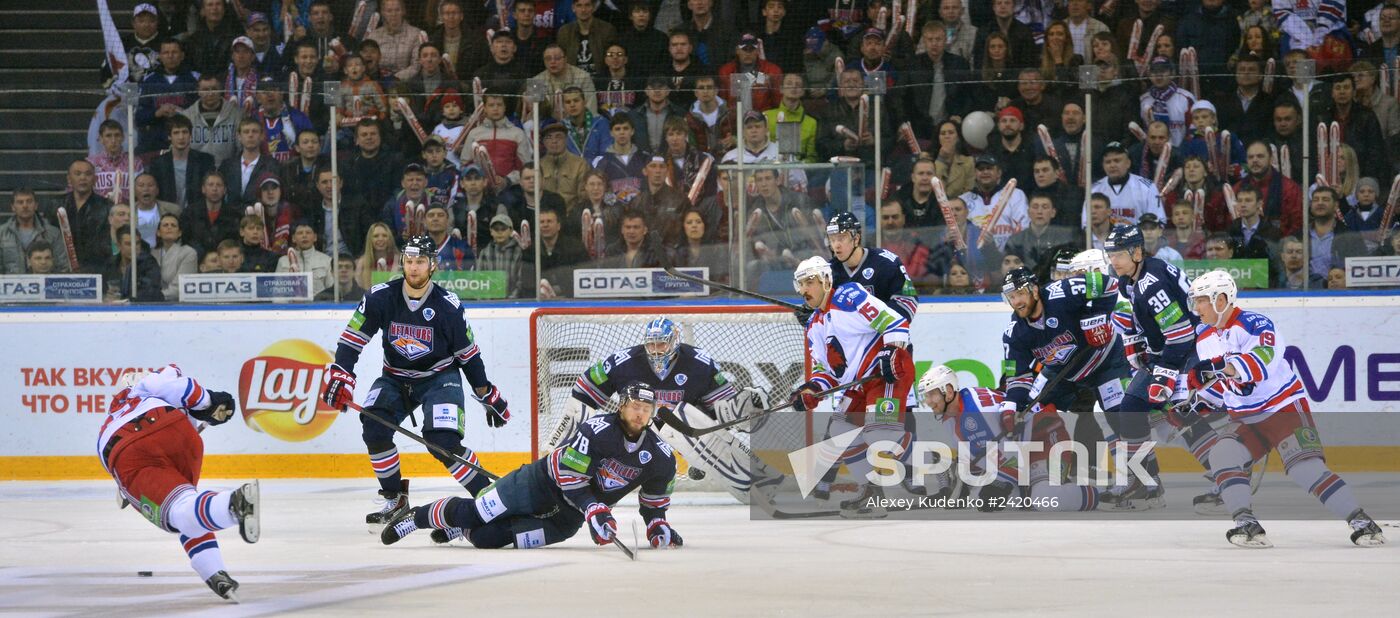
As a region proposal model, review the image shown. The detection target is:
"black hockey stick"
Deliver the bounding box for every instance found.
[996,343,1100,442]
[346,401,501,482]
[653,231,807,311]
[658,375,880,439]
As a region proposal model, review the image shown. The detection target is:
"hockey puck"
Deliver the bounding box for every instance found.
[687,467,707,481]
[137,571,153,577]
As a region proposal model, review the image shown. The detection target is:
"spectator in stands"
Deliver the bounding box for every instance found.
[973,32,1018,111]
[1345,177,1386,253]
[356,222,399,288]
[366,0,426,74]
[1031,156,1082,228]
[1234,140,1303,237]
[1306,144,1359,207]
[669,207,728,284]
[180,171,242,256]
[690,75,728,153]
[306,167,369,257]
[419,204,471,272]
[51,159,113,272]
[1129,122,1180,188]
[254,77,314,163]
[754,0,802,74]
[876,199,933,289]
[281,129,328,211]
[1352,61,1400,142]
[1227,185,1281,258]
[225,36,261,105]
[24,241,56,275]
[666,30,708,109]
[903,21,972,137]
[455,163,500,246]
[1204,233,1235,261]
[1,188,69,274]
[1038,22,1083,97]
[1265,99,1305,183]
[148,116,216,211]
[927,120,973,199]
[1321,74,1391,183]
[1364,4,1400,65]
[358,39,398,91]
[1276,235,1321,289]
[680,0,736,67]
[186,0,238,76]
[244,12,286,75]
[428,95,469,168]
[1164,155,1227,233]
[540,124,589,206]
[536,45,598,116]
[1215,55,1274,146]
[661,117,718,208]
[344,118,404,215]
[1166,201,1206,259]
[152,213,196,301]
[592,114,648,207]
[557,87,610,159]
[465,94,531,187]
[106,225,163,302]
[1175,0,1238,97]
[102,3,161,88]
[620,1,669,78]
[1090,141,1165,230]
[819,69,890,163]
[1063,0,1108,59]
[533,203,589,297]
[181,75,242,167]
[381,163,431,240]
[896,156,944,230]
[630,77,688,153]
[596,42,640,113]
[1139,212,1184,265]
[220,118,279,205]
[130,173,180,248]
[927,197,1000,285]
[717,33,783,113]
[746,168,812,278]
[336,53,390,145]
[295,1,350,72]
[1086,192,1114,249]
[277,222,335,296]
[989,106,1035,188]
[231,213,274,274]
[1139,58,1194,147]
[475,29,527,95]
[135,39,199,155]
[975,0,1037,70]
[476,213,526,297]
[1004,192,1076,272]
[1232,23,1277,69]
[427,0,482,78]
[254,175,300,253]
[501,164,564,231]
[571,168,612,244]
[1008,69,1061,136]
[937,0,977,60]
[1306,186,1368,282]
[961,153,1029,252]
[800,26,838,99]
[633,156,689,245]
[215,239,244,274]
[327,252,366,301]
[557,0,617,76]
[604,209,662,269]
[1180,101,1246,185]
[89,120,144,202]
[107,201,132,261]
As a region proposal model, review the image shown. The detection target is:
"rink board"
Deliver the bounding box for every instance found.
[2,295,1399,479]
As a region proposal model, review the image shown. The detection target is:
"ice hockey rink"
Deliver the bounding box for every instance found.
[3,475,1397,617]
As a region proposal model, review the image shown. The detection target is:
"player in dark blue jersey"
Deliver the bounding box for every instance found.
[321,235,511,528]
[825,212,919,321]
[381,383,683,550]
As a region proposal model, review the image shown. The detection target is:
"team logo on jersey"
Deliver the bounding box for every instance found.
[825,336,849,376]
[1032,332,1076,365]
[964,416,978,432]
[640,450,652,464]
[674,373,687,386]
[389,322,434,360]
[598,459,641,491]
[238,339,338,442]
[862,267,874,279]
[423,307,435,321]
[1046,317,1058,328]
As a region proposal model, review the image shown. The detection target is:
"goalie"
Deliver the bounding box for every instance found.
[548,316,774,505]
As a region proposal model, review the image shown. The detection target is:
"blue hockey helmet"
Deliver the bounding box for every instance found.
[642,317,681,376]
[1103,224,1144,253]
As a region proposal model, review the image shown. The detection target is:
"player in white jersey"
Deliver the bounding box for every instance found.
[97,365,260,601]
[917,365,1100,512]
[1181,270,1385,548]
[791,256,913,517]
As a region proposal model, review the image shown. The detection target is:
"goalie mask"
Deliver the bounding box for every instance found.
[642,317,681,376]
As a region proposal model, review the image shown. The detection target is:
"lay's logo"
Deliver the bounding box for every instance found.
[238,339,337,442]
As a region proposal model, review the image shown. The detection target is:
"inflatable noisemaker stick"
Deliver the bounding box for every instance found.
[977,178,1016,249]
[686,156,712,204]
[1127,19,1143,67]
[889,1,899,32]
[1263,58,1276,94]
[1153,142,1173,191]
[835,125,860,142]
[905,0,916,37]
[255,202,269,250]
[880,167,892,200]
[472,77,484,110]
[400,199,413,240]
[899,122,921,154]
[591,218,605,258]
[746,207,763,240]
[1222,183,1239,220]
[514,220,531,251]
[289,72,299,110]
[1144,24,1164,70]
[1037,124,1067,184]
[1128,121,1147,142]
[1329,122,1341,187]
[1316,122,1329,187]
[1280,145,1291,178]
[538,278,556,299]
[415,202,426,237]
[1219,130,1232,179]
[367,12,380,31]
[876,6,888,31]
[377,257,387,271]
[834,56,845,77]
[441,52,455,78]
[857,94,869,139]
[349,1,368,39]
[1159,168,1183,199]
[1269,143,1279,171]
[581,208,595,257]
[757,38,766,61]
[1203,126,1219,178]
[1378,174,1400,236]
[473,143,499,189]
[930,176,964,250]
[496,0,508,30]
[301,76,312,111]
[466,210,478,254]
[394,97,429,144]
[886,18,903,49]
[57,206,79,271]
[790,208,820,249]
[288,245,302,271]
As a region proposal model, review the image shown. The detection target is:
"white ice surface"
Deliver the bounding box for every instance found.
[2,477,1397,617]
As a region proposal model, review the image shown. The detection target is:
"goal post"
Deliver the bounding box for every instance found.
[529,305,814,471]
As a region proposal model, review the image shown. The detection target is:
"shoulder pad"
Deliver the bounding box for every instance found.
[582,415,613,436]
[438,288,462,308]
[1237,311,1274,334]
[830,283,869,311]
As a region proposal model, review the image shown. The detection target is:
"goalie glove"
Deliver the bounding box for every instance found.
[475,384,511,427]
[1147,366,1179,404]
[646,518,683,548]
[584,503,617,545]
[789,380,822,412]
[192,391,237,425]
[321,363,356,411]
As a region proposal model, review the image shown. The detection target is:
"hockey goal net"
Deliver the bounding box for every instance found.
[530,306,811,468]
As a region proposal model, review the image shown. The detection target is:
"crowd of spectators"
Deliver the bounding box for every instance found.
[4,0,1400,301]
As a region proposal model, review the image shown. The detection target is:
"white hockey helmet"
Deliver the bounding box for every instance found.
[1069,249,1112,276]
[917,365,959,407]
[1190,269,1237,319]
[792,256,833,292]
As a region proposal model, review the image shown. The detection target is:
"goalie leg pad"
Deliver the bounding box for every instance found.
[546,398,596,450]
[658,404,755,503]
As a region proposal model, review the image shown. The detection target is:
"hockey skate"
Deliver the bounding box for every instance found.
[810,481,832,501]
[366,479,410,532]
[1192,486,1227,516]
[839,484,888,519]
[380,508,419,545]
[1349,511,1388,547]
[1101,475,1165,511]
[430,527,465,545]
[1226,516,1272,548]
[205,570,240,602]
[230,481,260,543]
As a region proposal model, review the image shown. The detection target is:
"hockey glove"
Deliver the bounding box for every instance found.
[1122,334,1146,371]
[789,380,822,412]
[475,385,510,428]
[1167,394,1212,429]
[1189,357,1227,390]
[321,364,356,411]
[193,391,237,425]
[873,344,904,383]
[1079,314,1113,348]
[646,518,683,548]
[1147,366,1179,405]
[584,503,617,545]
[793,304,815,325]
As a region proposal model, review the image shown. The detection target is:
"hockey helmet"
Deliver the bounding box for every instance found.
[402,235,438,259]
[826,212,862,241]
[618,381,659,421]
[1001,267,1038,303]
[918,365,959,416]
[793,256,833,292]
[1069,249,1112,276]
[1051,246,1079,280]
[642,317,681,377]
[1103,224,1144,253]
[1189,269,1237,325]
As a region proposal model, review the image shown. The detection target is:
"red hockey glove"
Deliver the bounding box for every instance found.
[1147,366,1179,404]
[585,503,617,545]
[789,381,822,412]
[1080,314,1113,348]
[475,384,510,427]
[646,518,683,548]
[321,364,356,411]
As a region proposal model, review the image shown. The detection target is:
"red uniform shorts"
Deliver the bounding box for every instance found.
[104,406,203,530]
[1230,399,1321,464]
[839,347,915,426]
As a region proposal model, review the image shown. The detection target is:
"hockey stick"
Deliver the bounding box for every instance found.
[658,375,880,439]
[997,342,1101,442]
[658,247,806,311]
[344,401,501,482]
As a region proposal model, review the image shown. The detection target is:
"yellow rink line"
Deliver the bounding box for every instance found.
[3,446,1398,481]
